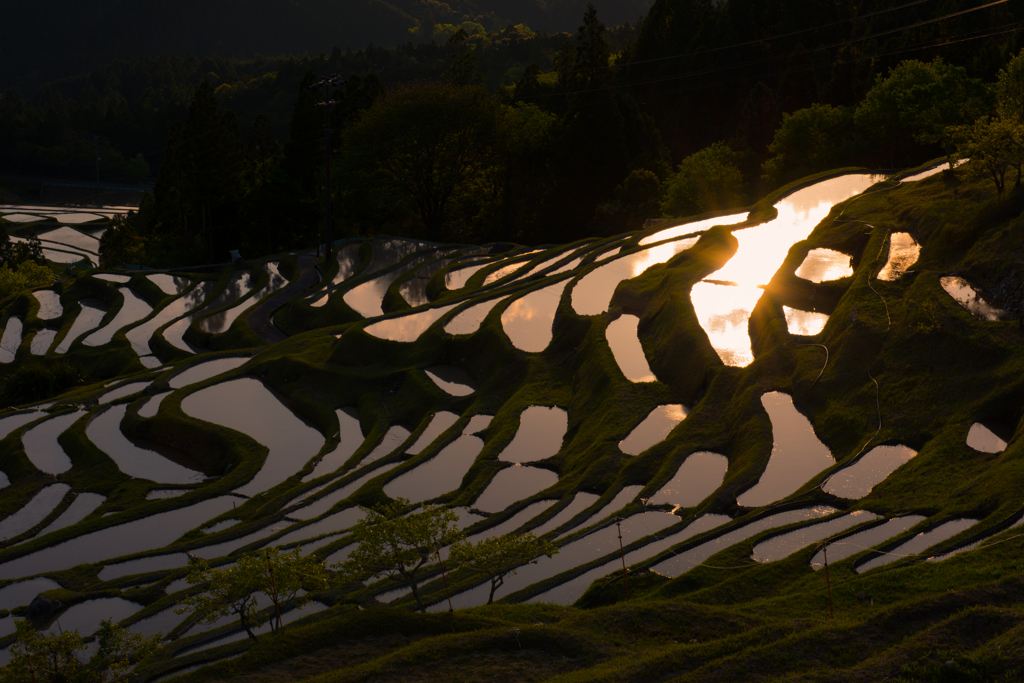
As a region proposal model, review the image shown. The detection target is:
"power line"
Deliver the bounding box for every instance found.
[580,0,942,74]
[516,0,1016,105]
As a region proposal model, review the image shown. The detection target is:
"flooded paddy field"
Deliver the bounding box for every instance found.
[3,170,1024,677]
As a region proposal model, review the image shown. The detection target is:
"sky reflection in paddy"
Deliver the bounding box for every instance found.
[810,516,925,570]
[752,510,879,563]
[605,314,656,382]
[29,329,56,355]
[498,406,567,463]
[399,256,455,307]
[824,445,916,499]
[425,366,476,395]
[857,518,978,573]
[310,243,362,308]
[438,509,679,610]
[127,283,210,357]
[146,274,190,295]
[83,288,152,347]
[0,484,70,542]
[794,248,853,283]
[32,290,62,319]
[22,411,80,474]
[56,300,106,354]
[690,282,763,367]
[941,276,1008,321]
[474,466,559,513]
[638,212,746,246]
[384,435,484,503]
[736,392,835,507]
[201,262,286,334]
[482,251,541,286]
[652,506,836,578]
[37,226,100,253]
[619,404,688,455]
[88,405,206,484]
[715,175,879,287]
[648,451,729,509]
[444,296,508,335]
[531,513,728,606]
[571,237,700,316]
[966,423,1006,453]
[0,317,22,363]
[500,279,569,352]
[444,258,493,290]
[694,174,879,365]
[877,232,920,281]
[783,306,829,336]
[364,304,458,342]
[182,378,324,496]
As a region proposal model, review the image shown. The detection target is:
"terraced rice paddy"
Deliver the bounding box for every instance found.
[0,174,1015,676]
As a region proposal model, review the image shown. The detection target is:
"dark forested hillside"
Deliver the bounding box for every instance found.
[622,0,1024,165]
[1,0,652,92]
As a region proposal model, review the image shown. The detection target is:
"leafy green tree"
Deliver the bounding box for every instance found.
[91,619,163,682]
[0,261,52,301]
[99,214,145,268]
[575,4,610,87]
[948,117,1024,195]
[177,546,328,643]
[512,63,543,102]
[0,617,160,683]
[149,81,247,263]
[444,29,483,86]
[0,618,86,683]
[339,498,464,612]
[854,58,993,166]
[761,104,856,189]
[663,142,744,217]
[340,82,499,240]
[123,153,151,182]
[997,48,1024,124]
[449,532,558,605]
[3,235,45,269]
[594,168,662,235]
[282,70,326,201]
[489,102,558,242]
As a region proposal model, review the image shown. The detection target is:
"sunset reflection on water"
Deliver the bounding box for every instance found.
[694,174,880,366]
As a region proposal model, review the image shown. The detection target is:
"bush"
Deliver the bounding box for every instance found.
[662,142,744,217]
[0,359,89,405]
[98,214,145,268]
[0,261,52,302]
[761,104,856,189]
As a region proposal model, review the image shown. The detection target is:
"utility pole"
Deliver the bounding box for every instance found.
[93,136,101,184]
[309,74,345,261]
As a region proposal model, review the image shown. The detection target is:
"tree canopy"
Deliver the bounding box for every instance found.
[340,498,464,612]
[449,532,559,604]
[176,546,328,643]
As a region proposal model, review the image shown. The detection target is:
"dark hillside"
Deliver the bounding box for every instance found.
[1,0,652,92]
[622,0,1024,163]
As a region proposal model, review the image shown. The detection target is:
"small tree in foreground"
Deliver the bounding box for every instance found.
[449,532,559,605]
[0,618,160,683]
[176,546,328,643]
[948,117,1024,195]
[339,498,464,612]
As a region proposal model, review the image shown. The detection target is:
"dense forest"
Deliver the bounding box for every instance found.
[0,0,653,92]
[3,0,1024,267]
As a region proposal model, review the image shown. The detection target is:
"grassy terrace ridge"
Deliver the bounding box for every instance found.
[4,160,1024,681]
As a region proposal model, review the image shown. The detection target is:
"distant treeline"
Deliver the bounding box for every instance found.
[0,21,644,185]
[5,0,1024,267]
[1,0,653,93]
